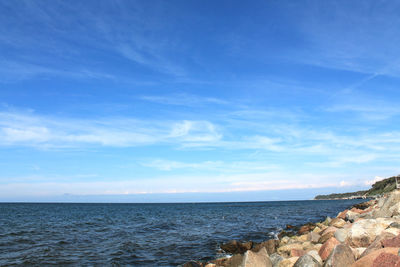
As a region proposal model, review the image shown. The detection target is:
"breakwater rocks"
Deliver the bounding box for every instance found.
[183,190,400,267]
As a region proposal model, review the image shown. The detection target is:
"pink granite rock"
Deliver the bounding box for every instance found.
[319,237,340,261]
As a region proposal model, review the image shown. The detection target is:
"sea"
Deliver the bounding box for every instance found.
[0,199,364,266]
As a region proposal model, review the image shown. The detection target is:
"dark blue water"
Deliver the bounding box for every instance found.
[0,200,364,266]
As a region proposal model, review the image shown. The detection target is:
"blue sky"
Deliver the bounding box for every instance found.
[1,0,400,202]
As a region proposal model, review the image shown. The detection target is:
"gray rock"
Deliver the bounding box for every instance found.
[323,244,355,267]
[308,232,321,243]
[293,254,321,267]
[334,228,348,243]
[307,250,323,265]
[270,253,284,267]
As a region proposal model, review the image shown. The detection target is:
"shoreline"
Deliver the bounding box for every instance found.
[183,190,400,267]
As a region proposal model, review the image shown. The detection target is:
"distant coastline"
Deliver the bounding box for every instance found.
[314,175,399,200]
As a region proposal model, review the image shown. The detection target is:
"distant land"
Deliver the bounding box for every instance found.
[314,174,400,200]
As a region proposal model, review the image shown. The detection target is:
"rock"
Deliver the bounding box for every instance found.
[352,247,366,260]
[385,227,400,236]
[324,244,355,267]
[299,223,316,235]
[240,247,272,267]
[279,230,296,239]
[280,236,291,245]
[373,190,400,218]
[278,243,304,257]
[270,253,284,267]
[334,228,348,243]
[253,239,279,255]
[337,210,349,220]
[360,232,396,257]
[312,227,322,234]
[313,244,322,252]
[224,254,245,267]
[372,252,400,267]
[320,226,338,236]
[318,231,335,244]
[297,234,309,242]
[308,232,321,243]
[346,218,395,247]
[389,203,400,217]
[322,217,332,226]
[352,247,399,267]
[291,249,306,257]
[315,223,327,231]
[330,218,346,228]
[279,257,299,267]
[205,264,216,267]
[350,208,364,214]
[293,254,321,267]
[287,224,297,230]
[352,201,373,210]
[318,237,340,261]
[345,211,361,222]
[390,222,400,229]
[382,234,400,247]
[301,241,314,251]
[183,261,203,267]
[306,250,322,265]
[220,240,252,254]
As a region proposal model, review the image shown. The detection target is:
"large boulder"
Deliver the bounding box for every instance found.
[318,237,340,261]
[334,228,349,243]
[293,254,321,267]
[360,232,396,257]
[323,244,355,267]
[351,247,400,267]
[382,234,400,248]
[318,232,335,244]
[241,247,272,267]
[346,218,395,247]
[329,218,346,228]
[372,252,400,267]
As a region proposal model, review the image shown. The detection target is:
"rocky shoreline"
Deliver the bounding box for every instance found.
[183,190,400,267]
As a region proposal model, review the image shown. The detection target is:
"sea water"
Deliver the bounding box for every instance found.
[0,199,364,266]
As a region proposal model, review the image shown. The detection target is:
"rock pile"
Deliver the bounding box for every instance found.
[182,190,400,267]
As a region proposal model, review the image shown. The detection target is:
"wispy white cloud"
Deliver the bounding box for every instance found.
[140,94,229,107]
[141,159,279,172]
[0,111,221,148]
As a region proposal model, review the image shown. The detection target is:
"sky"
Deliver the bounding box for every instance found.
[1,0,400,202]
